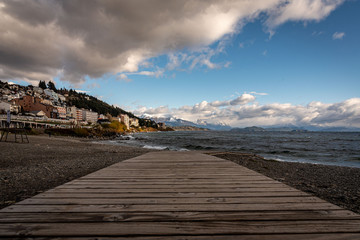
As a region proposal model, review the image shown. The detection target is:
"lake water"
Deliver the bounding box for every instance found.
[103,131,360,168]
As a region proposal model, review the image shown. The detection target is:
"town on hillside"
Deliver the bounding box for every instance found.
[0,80,169,133]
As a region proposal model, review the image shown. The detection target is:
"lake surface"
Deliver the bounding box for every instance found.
[104,131,360,168]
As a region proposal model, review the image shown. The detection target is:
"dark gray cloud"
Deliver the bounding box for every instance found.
[0,0,344,84]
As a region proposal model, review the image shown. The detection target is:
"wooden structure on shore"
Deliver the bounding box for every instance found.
[1,151,360,238]
[0,128,29,143]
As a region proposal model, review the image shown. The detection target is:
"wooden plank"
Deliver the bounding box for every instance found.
[79,174,271,181]
[1,210,359,223]
[1,202,343,213]
[32,192,311,198]
[17,196,327,205]
[1,220,360,237]
[56,183,288,189]
[66,180,277,184]
[45,187,300,193]
[13,234,359,240]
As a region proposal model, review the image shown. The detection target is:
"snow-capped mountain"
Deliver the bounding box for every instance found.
[140,115,231,131]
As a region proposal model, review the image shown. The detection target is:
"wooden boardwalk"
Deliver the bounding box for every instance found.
[1,151,360,239]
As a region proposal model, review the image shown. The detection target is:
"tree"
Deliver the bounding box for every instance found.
[47,81,57,92]
[38,80,47,89]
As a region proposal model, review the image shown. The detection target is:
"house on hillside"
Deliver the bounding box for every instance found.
[82,109,98,123]
[119,114,130,129]
[14,95,56,118]
[0,101,10,114]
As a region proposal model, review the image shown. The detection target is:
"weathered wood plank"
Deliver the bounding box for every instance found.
[33,191,310,198]
[56,183,288,189]
[17,196,327,205]
[1,202,343,213]
[1,220,360,237]
[45,187,299,193]
[79,174,271,181]
[15,234,360,240]
[1,210,359,223]
[66,180,276,184]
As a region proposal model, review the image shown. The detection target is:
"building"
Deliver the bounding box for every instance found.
[119,114,130,129]
[58,94,66,102]
[41,99,53,106]
[66,106,77,119]
[129,118,139,127]
[158,122,166,130]
[33,86,44,95]
[76,108,83,122]
[56,106,66,119]
[44,89,59,102]
[14,95,56,118]
[0,101,11,113]
[82,109,98,123]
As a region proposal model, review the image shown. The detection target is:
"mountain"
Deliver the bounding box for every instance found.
[142,115,231,131]
[231,126,266,132]
[231,125,360,132]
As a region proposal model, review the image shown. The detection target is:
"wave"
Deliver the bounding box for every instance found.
[142,145,189,151]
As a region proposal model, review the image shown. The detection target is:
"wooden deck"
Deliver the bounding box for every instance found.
[1,151,360,239]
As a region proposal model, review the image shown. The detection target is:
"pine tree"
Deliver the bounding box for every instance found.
[47,81,57,92]
[38,80,47,89]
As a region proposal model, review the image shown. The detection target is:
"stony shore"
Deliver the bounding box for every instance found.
[0,135,151,209]
[1,136,359,214]
[211,152,360,214]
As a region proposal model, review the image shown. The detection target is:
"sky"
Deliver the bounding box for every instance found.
[0,0,359,128]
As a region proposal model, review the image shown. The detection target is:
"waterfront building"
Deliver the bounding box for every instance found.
[82,109,98,123]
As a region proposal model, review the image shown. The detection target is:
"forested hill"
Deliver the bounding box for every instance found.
[58,89,134,118]
[57,88,158,127]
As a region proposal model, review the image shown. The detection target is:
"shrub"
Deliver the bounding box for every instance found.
[73,128,90,137]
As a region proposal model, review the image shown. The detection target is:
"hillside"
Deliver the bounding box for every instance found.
[0,80,159,128]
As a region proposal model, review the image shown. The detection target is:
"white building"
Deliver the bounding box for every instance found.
[33,86,44,95]
[0,101,11,113]
[44,89,59,102]
[120,114,130,129]
[66,106,77,119]
[82,109,98,123]
[58,94,66,102]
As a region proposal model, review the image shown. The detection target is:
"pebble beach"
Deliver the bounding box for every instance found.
[1,135,359,214]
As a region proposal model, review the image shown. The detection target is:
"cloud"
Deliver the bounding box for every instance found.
[332,32,345,40]
[134,94,360,128]
[0,0,344,84]
[266,0,344,29]
[250,91,268,96]
[74,90,90,94]
[230,94,256,105]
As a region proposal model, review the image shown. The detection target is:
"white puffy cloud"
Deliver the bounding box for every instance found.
[332,32,345,40]
[134,95,360,128]
[0,0,344,84]
[266,0,344,28]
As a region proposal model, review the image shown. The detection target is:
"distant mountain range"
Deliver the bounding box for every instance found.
[141,114,360,132]
[231,125,360,132]
[140,115,232,131]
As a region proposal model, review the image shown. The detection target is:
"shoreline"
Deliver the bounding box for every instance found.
[1,136,359,214]
[211,152,360,214]
[0,135,153,209]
